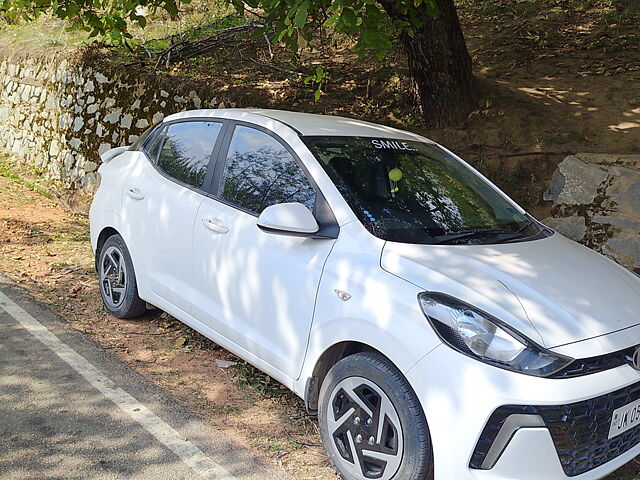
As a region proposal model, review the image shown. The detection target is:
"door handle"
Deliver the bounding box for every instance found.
[202,217,229,234]
[126,188,145,200]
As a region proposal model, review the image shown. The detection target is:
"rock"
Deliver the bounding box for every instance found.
[81,172,98,190]
[603,234,640,270]
[135,119,149,129]
[83,80,95,93]
[544,155,608,205]
[104,108,122,124]
[84,161,98,173]
[152,112,164,124]
[95,72,108,84]
[120,114,133,129]
[613,180,640,217]
[73,117,84,132]
[543,169,565,202]
[49,140,60,157]
[542,216,587,242]
[592,215,640,231]
[98,143,111,155]
[215,359,237,368]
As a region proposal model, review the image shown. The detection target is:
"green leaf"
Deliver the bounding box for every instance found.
[294,1,308,27]
[340,7,356,27]
[164,0,178,17]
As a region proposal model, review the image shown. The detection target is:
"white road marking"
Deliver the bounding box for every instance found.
[0,288,236,480]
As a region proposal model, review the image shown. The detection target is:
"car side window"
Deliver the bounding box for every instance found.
[143,128,165,163]
[155,121,222,189]
[219,126,316,215]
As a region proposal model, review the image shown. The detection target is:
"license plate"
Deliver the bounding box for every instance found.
[609,398,640,439]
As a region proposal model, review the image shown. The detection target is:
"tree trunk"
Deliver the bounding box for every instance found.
[379,0,476,127]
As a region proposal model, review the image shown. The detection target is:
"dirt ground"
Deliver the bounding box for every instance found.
[0,171,337,480]
[2,162,640,480]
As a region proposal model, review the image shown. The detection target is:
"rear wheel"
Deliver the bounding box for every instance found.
[318,352,433,480]
[97,234,146,319]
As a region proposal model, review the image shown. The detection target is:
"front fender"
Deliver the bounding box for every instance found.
[295,223,442,396]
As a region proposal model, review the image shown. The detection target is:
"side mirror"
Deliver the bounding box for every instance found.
[257,202,319,236]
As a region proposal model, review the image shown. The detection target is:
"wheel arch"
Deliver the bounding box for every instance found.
[92,223,149,300]
[304,341,390,414]
[95,226,120,268]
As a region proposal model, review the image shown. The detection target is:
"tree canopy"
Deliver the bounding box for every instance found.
[1,0,476,126]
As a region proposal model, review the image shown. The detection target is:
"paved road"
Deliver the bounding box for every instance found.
[0,274,289,480]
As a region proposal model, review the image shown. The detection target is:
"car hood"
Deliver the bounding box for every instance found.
[381,233,640,351]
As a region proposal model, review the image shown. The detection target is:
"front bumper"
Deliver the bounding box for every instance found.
[406,344,640,480]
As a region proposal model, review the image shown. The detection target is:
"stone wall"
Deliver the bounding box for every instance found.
[543,153,640,273]
[0,53,235,190]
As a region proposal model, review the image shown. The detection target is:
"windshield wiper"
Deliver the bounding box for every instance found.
[492,220,537,243]
[427,221,536,245]
[426,229,511,245]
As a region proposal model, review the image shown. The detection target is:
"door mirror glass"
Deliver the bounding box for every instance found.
[257,202,319,235]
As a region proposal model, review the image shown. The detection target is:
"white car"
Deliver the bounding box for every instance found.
[90,109,640,480]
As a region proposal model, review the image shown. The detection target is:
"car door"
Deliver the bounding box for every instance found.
[122,119,225,313]
[191,123,338,379]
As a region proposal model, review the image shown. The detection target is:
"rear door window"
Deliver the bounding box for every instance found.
[218,125,316,215]
[154,121,222,189]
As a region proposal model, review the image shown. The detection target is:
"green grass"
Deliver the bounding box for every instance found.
[0,157,53,199]
[0,17,89,51]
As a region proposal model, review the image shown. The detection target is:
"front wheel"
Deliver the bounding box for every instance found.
[97,234,147,319]
[318,352,434,480]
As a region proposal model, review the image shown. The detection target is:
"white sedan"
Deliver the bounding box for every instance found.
[90,109,640,480]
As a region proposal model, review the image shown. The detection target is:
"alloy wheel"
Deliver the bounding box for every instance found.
[100,245,127,309]
[326,376,404,480]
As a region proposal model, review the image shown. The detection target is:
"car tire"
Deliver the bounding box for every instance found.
[318,352,434,480]
[97,234,147,319]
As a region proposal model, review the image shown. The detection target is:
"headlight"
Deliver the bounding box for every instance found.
[419,292,573,377]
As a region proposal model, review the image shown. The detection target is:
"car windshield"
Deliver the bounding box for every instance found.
[302,136,540,244]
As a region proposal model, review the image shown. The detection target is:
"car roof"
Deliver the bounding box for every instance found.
[163,108,432,142]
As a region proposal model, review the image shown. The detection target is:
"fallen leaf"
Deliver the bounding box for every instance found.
[174,336,187,347]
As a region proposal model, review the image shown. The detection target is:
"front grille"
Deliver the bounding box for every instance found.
[550,345,637,378]
[470,381,640,477]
